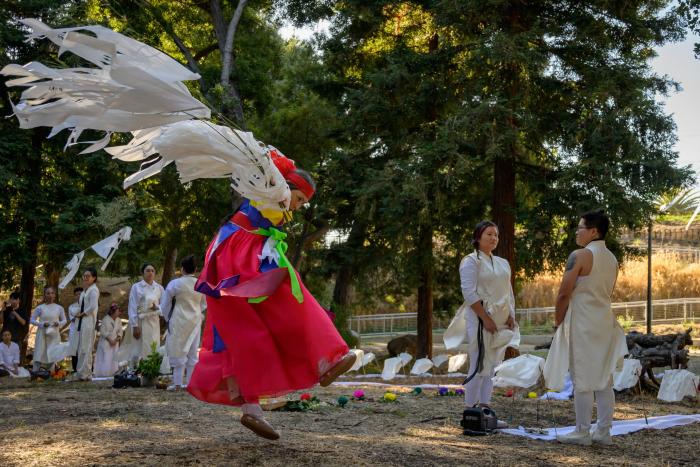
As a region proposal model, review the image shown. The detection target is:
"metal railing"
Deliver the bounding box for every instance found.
[349,297,700,338]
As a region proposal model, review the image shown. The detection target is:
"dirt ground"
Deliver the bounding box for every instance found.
[1,376,698,467]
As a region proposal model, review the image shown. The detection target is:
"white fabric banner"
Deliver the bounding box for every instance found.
[58,251,85,290]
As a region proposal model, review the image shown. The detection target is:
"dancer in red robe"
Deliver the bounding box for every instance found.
[188,153,356,440]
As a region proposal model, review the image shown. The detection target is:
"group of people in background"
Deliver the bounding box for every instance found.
[0,255,205,390]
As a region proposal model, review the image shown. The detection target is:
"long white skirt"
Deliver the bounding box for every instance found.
[93,338,119,377]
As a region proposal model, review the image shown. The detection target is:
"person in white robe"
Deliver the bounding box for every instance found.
[0,330,29,377]
[544,210,628,446]
[161,255,207,390]
[30,286,67,372]
[66,287,83,372]
[69,268,100,381]
[119,263,164,368]
[94,303,123,377]
[452,221,517,418]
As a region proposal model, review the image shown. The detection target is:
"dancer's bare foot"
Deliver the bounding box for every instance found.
[240,414,280,440]
[319,352,357,387]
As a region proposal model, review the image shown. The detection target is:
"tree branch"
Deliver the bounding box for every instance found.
[220,0,248,86]
[194,43,219,61]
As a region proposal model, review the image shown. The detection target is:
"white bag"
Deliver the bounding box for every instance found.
[493,354,544,389]
[657,369,699,402]
[613,359,642,391]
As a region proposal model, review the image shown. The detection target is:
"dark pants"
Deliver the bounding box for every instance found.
[71,355,78,372]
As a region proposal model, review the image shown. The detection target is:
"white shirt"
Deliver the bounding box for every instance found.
[30,303,67,328]
[0,341,20,368]
[127,280,164,327]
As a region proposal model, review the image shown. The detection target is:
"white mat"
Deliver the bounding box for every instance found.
[500,414,700,441]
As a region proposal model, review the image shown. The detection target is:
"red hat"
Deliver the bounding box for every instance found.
[269,147,315,200]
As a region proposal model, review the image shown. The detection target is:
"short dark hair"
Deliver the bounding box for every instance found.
[180,255,196,274]
[73,287,84,294]
[84,267,98,281]
[580,209,610,239]
[9,292,20,300]
[141,262,156,274]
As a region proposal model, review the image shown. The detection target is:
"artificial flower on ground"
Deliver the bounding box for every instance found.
[278,393,322,412]
[337,396,349,407]
[436,387,464,397]
[382,392,398,402]
[412,387,423,395]
[352,389,366,401]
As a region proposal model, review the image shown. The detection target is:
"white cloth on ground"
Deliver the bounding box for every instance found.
[613,359,643,391]
[500,414,700,441]
[657,369,699,402]
[540,373,574,400]
[493,354,545,389]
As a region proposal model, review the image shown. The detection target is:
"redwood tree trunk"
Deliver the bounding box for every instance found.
[330,220,367,345]
[161,244,178,287]
[416,223,434,358]
[493,155,516,283]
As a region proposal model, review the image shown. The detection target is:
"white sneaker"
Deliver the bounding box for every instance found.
[591,428,612,445]
[557,430,592,446]
[166,384,181,391]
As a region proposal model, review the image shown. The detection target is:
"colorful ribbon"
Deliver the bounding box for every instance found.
[251,227,303,304]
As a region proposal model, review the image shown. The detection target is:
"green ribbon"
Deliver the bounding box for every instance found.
[250,226,304,304]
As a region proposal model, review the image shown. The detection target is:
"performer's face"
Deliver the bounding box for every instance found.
[2,331,10,344]
[479,226,499,253]
[289,189,309,211]
[82,271,96,287]
[143,265,156,282]
[575,219,598,246]
[43,287,56,304]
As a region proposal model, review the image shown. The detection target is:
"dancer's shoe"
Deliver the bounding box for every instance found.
[319,353,357,387]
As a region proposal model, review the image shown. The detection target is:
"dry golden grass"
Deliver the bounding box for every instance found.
[518,252,700,309]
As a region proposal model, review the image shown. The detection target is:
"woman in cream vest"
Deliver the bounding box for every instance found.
[544,210,628,446]
[445,221,519,414]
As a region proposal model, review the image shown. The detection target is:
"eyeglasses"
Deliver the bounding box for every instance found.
[576,225,592,231]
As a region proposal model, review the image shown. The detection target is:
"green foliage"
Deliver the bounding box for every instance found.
[136,342,163,379]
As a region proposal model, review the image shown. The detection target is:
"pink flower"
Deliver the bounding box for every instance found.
[300,393,312,401]
[353,390,365,399]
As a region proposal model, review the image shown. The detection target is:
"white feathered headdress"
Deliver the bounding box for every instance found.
[1,19,291,209]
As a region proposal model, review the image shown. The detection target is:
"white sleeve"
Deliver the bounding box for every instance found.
[69,304,79,319]
[30,305,42,326]
[85,287,99,317]
[11,343,20,365]
[160,281,176,321]
[154,283,164,312]
[58,306,67,327]
[200,292,207,312]
[128,283,139,328]
[459,256,481,306]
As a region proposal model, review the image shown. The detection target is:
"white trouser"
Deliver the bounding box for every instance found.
[571,353,615,433]
[169,327,200,387]
[463,349,495,407]
[573,379,615,433]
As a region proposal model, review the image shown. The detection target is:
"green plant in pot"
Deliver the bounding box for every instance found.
[137,342,163,386]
